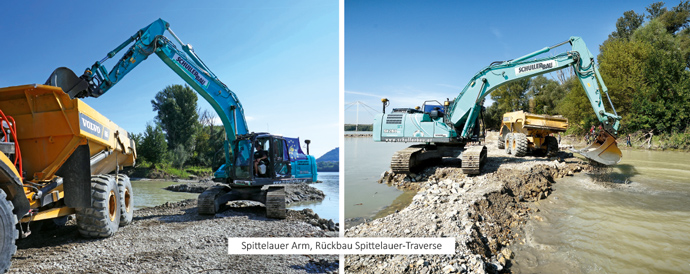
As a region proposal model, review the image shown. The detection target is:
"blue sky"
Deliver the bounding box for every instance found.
[0,0,338,158]
[345,0,657,124]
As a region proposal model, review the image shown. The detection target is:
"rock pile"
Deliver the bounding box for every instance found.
[346,133,590,273]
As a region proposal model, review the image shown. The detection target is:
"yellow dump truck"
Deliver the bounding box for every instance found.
[0,84,136,272]
[498,110,567,157]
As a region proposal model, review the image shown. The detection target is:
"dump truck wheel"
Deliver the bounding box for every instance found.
[546,136,559,157]
[498,135,505,149]
[76,175,120,238]
[505,133,513,154]
[514,133,528,157]
[116,175,133,227]
[0,189,17,273]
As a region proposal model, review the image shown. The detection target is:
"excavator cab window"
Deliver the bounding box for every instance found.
[233,139,252,179]
[253,138,271,178]
[273,138,291,178]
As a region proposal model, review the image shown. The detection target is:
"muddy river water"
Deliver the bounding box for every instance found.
[513,149,690,273]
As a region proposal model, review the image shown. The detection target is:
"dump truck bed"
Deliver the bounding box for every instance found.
[503,111,568,132]
[0,84,135,182]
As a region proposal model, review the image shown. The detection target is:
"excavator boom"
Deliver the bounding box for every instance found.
[45,18,317,184]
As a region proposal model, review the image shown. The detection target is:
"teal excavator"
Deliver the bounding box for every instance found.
[48,18,318,218]
[374,37,622,174]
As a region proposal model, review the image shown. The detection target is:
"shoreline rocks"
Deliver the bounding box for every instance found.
[345,132,595,273]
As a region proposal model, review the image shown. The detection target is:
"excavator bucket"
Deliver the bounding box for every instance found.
[571,131,622,165]
[45,67,90,99]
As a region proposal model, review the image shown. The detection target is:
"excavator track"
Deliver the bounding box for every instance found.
[461,145,487,175]
[198,185,230,215]
[265,186,286,219]
[391,145,426,174]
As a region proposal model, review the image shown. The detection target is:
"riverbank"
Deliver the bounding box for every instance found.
[344,132,600,273]
[10,199,338,273]
[345,133,372,137]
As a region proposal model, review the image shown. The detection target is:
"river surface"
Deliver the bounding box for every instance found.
[288,172,340,222]
[513,149,690,273]
[131,172,339,222]
[344,135,415,222]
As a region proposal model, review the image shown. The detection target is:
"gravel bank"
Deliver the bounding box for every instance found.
[345,132,595,273]
[10,200,338,273]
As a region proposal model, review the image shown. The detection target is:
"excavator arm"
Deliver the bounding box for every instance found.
[446,36,621,165]
[46,18,248,179]
[449,36,620,139]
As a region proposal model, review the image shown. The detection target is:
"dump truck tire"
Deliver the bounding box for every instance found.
[505,133,512,154]
[116,175,133,227]
[76,175,120,238]
[546,136,559,157]
[0,189,17,273]
[498,135,505,149]
[514,133,528,157]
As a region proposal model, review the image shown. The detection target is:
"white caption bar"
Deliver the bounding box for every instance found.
[228,238,455,255]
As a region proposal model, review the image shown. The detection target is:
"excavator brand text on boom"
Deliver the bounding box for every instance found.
[516,60,557,74]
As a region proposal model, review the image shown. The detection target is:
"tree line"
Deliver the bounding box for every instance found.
[130,84,226,170]
[344,124,373,131]
[484,1,690,144]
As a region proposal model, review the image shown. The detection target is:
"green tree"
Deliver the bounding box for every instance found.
[483,102,502,130]
[631,19,690,132]
[139,122,168,167]
[490,78,531,113]
[597,9,690,134]
[129,132,143,152]
[598,37,649,125]
[170,144,189,169]
[151,84,200,151]
[556,77,598,134]
[189,109,225,169]
[658,0,690,34]
[610,10,645,40]
[646,2,668,20]
[530,75,566,115]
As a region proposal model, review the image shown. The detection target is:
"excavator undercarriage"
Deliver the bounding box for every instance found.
[197,185,287,219]
[390,143,487,175]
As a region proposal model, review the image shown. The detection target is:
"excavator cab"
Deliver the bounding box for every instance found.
[231,133,293,186]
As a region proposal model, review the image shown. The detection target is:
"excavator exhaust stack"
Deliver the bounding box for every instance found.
[571,131,622,165]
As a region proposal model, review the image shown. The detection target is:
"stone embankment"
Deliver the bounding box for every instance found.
[345,132,596,273]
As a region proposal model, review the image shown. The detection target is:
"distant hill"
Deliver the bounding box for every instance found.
[316,147,339,162]
[316,147,338,172]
